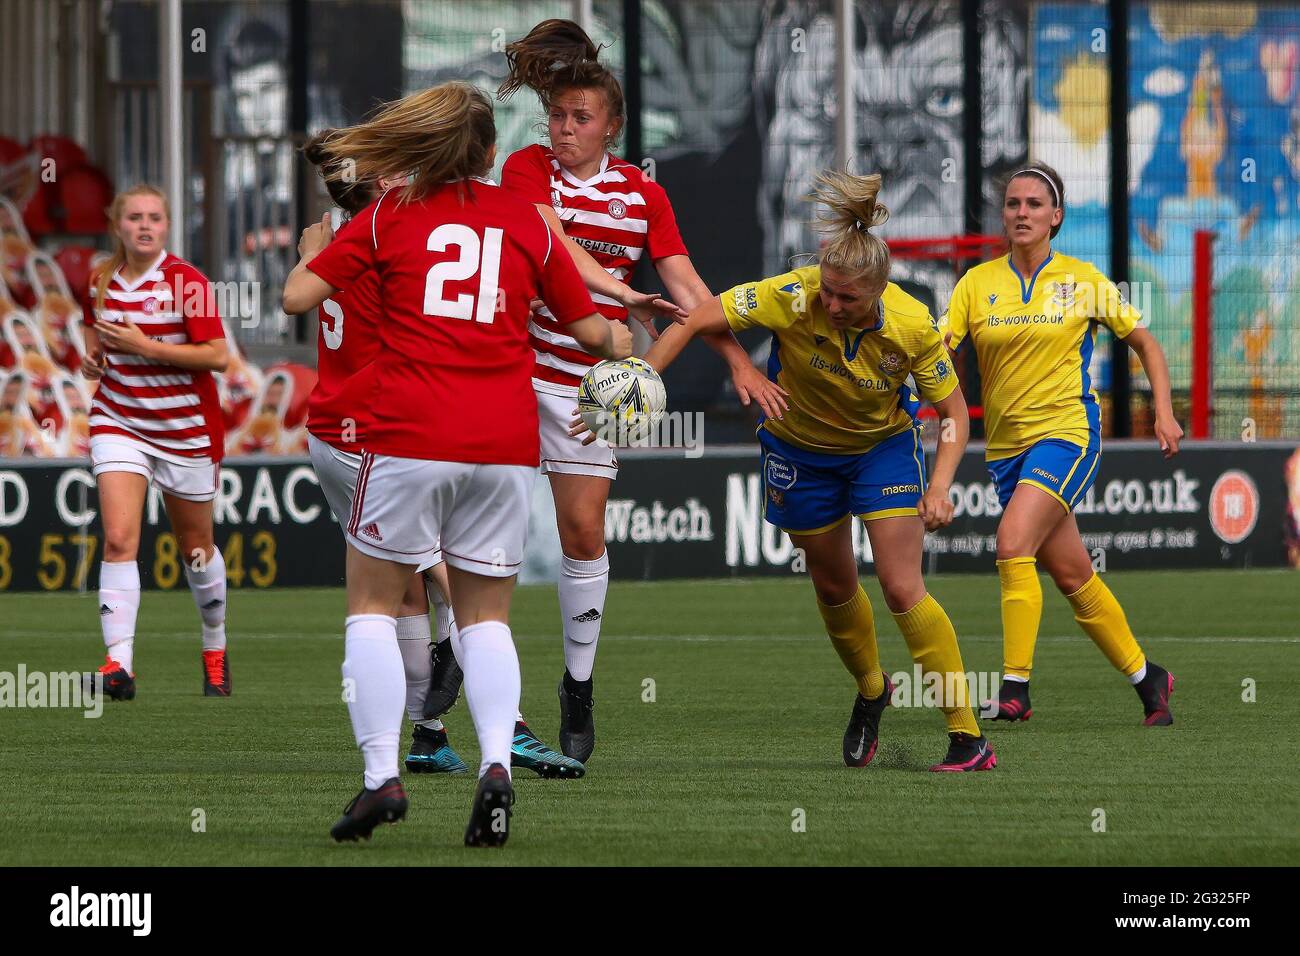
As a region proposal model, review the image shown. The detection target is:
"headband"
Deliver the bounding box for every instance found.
[1012,168,1060,206]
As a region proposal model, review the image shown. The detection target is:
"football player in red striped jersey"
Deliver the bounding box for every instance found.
[499,20,789,762]
[79,185,232,701]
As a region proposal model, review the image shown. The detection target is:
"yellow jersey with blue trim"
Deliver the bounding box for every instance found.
[721,265,959,455]
[944,251,1141,460]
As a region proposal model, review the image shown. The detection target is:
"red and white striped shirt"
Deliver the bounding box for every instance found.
[501,145,688,389]
[82,251,226,463]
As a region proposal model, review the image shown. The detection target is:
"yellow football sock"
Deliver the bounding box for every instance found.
[891,593,980,737]
[1066,573,1146,676]
[997,557,1042,680]
[817,586,885,700]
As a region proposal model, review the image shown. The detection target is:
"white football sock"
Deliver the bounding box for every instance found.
[458,620,520,778]
[342,614,406,790]
[1129,663,1148,685]
[447,617,463,666]
[559,551,608,681]
[99,561,140,672]
[184,546,227,651]
[429,584,452,642]
[395,613,432,722]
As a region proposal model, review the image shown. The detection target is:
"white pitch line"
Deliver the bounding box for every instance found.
[610,634,1300,644]
[3,632,1298,644]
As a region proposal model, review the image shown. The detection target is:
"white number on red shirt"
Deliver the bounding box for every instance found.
[321,297,344,350]
[423,224,504,324]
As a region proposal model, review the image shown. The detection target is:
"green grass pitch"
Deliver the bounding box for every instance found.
[1,570,1297,866]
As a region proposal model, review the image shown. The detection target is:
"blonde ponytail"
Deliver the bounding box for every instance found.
[321,82,496,204]
[806,170,891,288]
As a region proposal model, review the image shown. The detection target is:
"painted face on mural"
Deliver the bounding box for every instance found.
[754,0,1026,279]
[854,20,965,236]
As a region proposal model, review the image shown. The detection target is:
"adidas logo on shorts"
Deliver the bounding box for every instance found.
[99,604,113,616]
[201,598,224,610]
[571,608,602,623]
[361,522,383,542]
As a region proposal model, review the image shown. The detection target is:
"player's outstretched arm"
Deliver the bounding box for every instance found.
[655,255,787,420]
[568,313,632,361]
[1123,327,1183,458]
[642,295,729,377]
[534,203,686,336]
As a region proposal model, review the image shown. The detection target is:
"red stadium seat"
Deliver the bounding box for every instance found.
[28,135,86,172]
[21,180,57,236]
[23,136,90,236]
[60,166,112,234]
[0,137,25,165]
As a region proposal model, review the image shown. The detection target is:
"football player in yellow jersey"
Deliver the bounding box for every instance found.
[944,161,1183,726]
[643,170,996,772]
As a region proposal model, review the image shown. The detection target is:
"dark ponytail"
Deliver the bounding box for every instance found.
[303,128,375,215]
[498,19,625,148]
[498,19,601,101]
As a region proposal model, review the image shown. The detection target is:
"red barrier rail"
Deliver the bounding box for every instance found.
[1191,229,1215,439]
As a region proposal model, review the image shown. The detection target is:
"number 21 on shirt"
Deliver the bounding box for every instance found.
[424,223,503,324]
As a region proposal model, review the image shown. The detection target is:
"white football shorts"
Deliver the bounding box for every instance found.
[90,435,218,502]
[309,433,445,569]
[535,379,617,479]
[343,450,533,577]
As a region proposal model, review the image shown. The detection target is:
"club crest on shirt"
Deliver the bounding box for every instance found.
[141,297,158,314]
[987,293,998,306]
[878,350,904,375]
[1051,281,1076,308]
[608,198,627,220]
[551,189,563,210]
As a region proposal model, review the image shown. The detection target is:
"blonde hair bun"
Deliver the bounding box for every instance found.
[805,170,892,286]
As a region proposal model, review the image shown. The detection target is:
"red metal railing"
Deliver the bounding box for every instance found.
[1191,229,1215,439]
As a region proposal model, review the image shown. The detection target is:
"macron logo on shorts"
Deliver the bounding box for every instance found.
[360,522,383,542]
